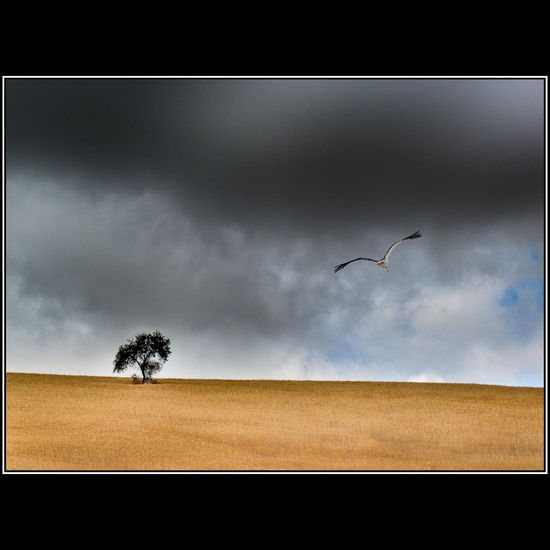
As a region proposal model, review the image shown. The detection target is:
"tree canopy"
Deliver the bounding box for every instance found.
[113,330,171,383]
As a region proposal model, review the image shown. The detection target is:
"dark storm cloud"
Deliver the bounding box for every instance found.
[7,78,544,235]
[6,180,338,339]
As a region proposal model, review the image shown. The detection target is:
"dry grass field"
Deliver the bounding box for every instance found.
[5,372,545,471]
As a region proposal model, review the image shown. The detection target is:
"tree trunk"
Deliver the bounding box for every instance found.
[140,364,153,384]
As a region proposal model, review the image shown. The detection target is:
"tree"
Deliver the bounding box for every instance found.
[113,330,171,384]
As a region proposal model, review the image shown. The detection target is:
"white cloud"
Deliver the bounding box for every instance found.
[318,269,543,386]
[457,329,544,385]
[6,180,544,386]
[407,372,446,383]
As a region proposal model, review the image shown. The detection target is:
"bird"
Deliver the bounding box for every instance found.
[334,231,422,273]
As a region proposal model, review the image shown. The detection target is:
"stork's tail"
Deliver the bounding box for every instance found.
[403,230,422,240]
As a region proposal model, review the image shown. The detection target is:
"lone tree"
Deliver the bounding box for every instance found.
[113,330,171,384]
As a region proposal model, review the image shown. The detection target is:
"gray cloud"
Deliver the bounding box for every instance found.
[5,77,545,385]
[7,78,544,231]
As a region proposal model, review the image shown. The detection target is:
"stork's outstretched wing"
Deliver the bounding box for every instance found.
[382,231,422,261]
[382,240,403,262]
[334,257,376,273]
[403,230,422,240]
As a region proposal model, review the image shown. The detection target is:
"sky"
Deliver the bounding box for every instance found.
[4,77,546,386]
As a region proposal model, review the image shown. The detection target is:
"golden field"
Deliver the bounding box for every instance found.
[5,372,545,471]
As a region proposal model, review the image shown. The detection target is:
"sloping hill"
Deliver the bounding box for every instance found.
[5,373,544,471]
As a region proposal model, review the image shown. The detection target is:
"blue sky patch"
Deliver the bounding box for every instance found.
[528,246,542,262]
[324,337,363,364]
[499,279,543,313]
[499,278,544,339]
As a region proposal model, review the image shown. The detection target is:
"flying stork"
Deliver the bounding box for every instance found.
[334,231,422,273]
